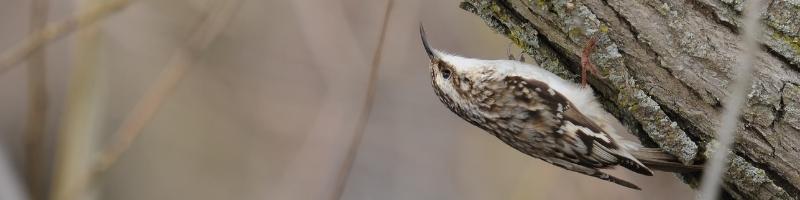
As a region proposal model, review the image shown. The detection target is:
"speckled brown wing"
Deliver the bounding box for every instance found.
[503,76,652,189]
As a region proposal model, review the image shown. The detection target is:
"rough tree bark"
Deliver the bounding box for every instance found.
[460,0,800,199]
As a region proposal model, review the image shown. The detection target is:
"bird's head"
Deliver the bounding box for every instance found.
[419,24,487,113]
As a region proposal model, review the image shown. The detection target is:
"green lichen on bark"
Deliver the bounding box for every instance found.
[702,142,793,199]
[725,155,792,200]
[625,90,698,164]
[772,33,800,62]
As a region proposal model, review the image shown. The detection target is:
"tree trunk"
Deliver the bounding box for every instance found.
[460,0,800,199]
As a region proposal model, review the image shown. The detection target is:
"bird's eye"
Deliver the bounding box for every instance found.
[441,69,451,79]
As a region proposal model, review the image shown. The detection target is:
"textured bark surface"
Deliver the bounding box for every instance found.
[460,0,800,199]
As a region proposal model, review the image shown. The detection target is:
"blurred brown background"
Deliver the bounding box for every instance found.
[0,0,695,199]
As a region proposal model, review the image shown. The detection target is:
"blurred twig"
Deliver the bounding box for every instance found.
[698,1,764,200]
[334,0,393,199]
[50,0,107,199]
[94,0,243,181]
[0,0,132,75]
[25,0,50,199]
[51,0,242,199]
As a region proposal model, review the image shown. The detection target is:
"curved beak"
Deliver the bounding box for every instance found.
[419,23,436,60]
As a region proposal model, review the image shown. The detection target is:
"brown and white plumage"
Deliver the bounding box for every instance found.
[420,25,699,190]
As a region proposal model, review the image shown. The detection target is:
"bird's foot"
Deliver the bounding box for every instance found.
[580,37,600,87]
[507,43,526,62]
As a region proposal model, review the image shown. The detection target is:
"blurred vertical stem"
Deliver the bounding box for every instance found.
[698,0,764,199]
[335,0,393,199]
[25,0,49,199]
[49,0,107,199]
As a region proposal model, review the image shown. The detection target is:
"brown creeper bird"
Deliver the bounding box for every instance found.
[419,25,701,190]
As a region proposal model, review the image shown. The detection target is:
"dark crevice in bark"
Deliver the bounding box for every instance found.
[604,0,715,108]
[720,190,737,200]
[687,0,739,34]
[539,36,580,73]
[659,105,707,158]
[651,61,713,110]
[775,82,788,125]
[765,45,800,73]
[691,0,800,72]
[519,2,577,46]
[745,126,777,157]
[599,0,641,47]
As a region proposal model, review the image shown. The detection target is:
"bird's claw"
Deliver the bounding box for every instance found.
[507,43,526,62]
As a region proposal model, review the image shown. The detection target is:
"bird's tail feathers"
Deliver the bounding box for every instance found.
[630,148,703,173]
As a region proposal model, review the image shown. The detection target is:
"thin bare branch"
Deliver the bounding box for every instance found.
[280,0,387,198]
[698,1,765,200]
[334,0,393,199]
[50,0,108,199]
[94,0,243,180]
[51,1,242,199]
[0,0,132,75]
[24,0,50,199]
